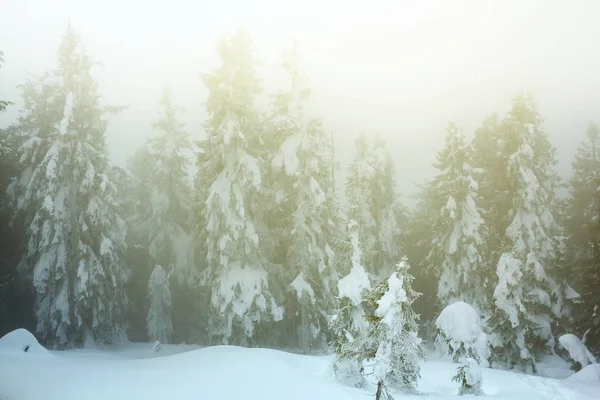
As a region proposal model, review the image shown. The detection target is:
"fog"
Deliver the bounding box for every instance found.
[2,0,600,202]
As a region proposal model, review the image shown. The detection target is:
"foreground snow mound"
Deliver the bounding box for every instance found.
[568,364,600,382]
[0,343,598,400]
[0,329,49,356]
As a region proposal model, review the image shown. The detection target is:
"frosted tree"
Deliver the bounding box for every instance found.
[427,123,489,312]
[566,123,600,356]
[195,27,282,346]
[129,88,195,341]
[363,259,425,395]
[435,301,490,365]
[269,43,338,351]
[488,94,564,371]
[146,265,174,343]
[330,220,371,387]
[8,26,129,347]
[0,51,12,113]
[452,357,484,395]
[346,135,402,280]
[558,333,597,371]
[144,87,194,278]
[370,136,403,280]
[471,114,508,244]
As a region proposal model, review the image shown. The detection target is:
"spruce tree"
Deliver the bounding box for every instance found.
[330,220,371,387]
[195,27,282,345]
[269,44,337,352]
[488,93,563,371]
[0,51,13,113]
[427,123,489,312]
[471,114,509,266]
[370,136,403,280]
[144,87,194,279]
[404,181,439,335]
[363,258,425,394]
[567,123,600,356]
[346,135,402,280]
[146,265,174,343]
[0,52,24,336]
[8,26,129,347]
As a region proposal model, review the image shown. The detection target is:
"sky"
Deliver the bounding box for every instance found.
[1,0,600,204]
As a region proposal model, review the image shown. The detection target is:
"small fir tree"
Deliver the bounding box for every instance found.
[452,357,484,395]
[330,220,371,387]
[146,265,174,343]
[363,258,425,394]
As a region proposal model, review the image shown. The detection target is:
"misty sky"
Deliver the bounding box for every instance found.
[1,0,600,204]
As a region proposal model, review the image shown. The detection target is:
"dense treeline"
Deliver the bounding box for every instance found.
[0,26,598,372]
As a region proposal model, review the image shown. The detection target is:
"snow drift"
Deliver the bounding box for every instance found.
[568,364,600,382]
[0,329,598,400]
[0,328,50,356]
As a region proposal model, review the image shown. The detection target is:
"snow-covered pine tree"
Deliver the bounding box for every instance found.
[195,27,282,346]
[404,180,439,337]
[426,123,489,313]
[137,88,195,342]
[330,220,371,387]
[346,135,377,269]
[487,93,564,371]
[363,258,425,394]
[566,123,600,356]
[8,25,129,347]
[370,136,403,280]
[452,357,484,395]
[471,114,510,269]
[346,135,402,280]
[269,43,338,352]
[0,51,13,113]
[146,265,174,343]
[145,87,194,279]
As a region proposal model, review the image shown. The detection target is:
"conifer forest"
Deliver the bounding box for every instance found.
[1,21,599,386]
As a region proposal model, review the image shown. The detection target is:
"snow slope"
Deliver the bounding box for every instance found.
[0,332,597,400]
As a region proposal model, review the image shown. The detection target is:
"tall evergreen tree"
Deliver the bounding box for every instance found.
[346,135,402,280]
[426,123,489,313]
[128,88,195,343]
[195,27,282,346]
[404,181,439,336]
[471,114,508,264]
[0,51,13,113]
[487,94,563,371]
[566,122,600,356]
[144,87,194,281]
[269,44,338,351]
[0,52,27,336]
[8,26,129,347]
[146,264,174,343]
[370,136,403,280]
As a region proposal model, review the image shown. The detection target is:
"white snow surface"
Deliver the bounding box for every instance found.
[0,330,597,400]
[558,334,597,368]
[568,364,600,383]
[0,328,50,356]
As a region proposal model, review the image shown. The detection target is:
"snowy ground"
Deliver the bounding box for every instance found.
[0,330,598,400]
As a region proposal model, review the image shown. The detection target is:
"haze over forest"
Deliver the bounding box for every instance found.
[2,0,600,203]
